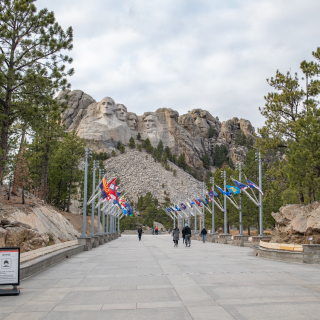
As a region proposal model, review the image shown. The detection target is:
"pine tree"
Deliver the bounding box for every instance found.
[0,0,74,180]
[128,137,136,149]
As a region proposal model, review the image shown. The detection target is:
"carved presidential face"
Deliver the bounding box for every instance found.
[98,97,116,116]
[127,112,137,130]
[144,115,157,133]
[115,104,127,121]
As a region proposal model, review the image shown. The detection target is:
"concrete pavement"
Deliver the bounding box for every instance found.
[1,235,320,319]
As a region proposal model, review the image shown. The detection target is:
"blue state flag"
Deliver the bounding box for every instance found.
[247,179,264,196]
[233,180,248,191]
[226,185,240,195]
[216,186,232,197]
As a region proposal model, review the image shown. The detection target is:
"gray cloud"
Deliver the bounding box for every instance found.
[38,0,320,130]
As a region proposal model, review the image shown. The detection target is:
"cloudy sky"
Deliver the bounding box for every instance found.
[38,0,320,130]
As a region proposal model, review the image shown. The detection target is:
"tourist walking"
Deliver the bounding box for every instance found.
[138,227,143,241]
[182,226,186,244]
[172,226,179,247]
[201,227,207,243]
[184,224,191,247]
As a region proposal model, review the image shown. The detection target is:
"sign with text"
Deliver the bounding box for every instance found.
[0,248,20,285]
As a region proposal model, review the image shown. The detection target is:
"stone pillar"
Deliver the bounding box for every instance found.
[218,234,233,244]
[233,235,249,247]
[302,245,320,264]
[98,234,104,245]
[77,237,93,251]
[91,236,100,248]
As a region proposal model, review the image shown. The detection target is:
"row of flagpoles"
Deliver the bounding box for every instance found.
[164,151,264,236]
[80,148,264,237]
[80,149,134,238]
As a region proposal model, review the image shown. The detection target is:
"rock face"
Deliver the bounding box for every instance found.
[59,90,255,169]
[0,202,80,251]
[271,201,320,244]
[104,150,203,205]
[0,219,49,253]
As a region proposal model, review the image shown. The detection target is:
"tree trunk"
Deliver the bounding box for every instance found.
[22,186,25,204]
[0,106,10,184]
[248,225,250,236]
[67,180,73,212]
[43,144,50,202]
[12,126,26,195]
[299,191,304,204]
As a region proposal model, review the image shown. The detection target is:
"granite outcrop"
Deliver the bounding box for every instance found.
[58,90,255,169]
[271,201,320,244]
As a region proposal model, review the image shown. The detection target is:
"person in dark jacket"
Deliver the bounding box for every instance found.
[184,224,191,247]
[182,227,186,244]
[172,226,180,247]
[201,227,207,243]
[138,227,143,241]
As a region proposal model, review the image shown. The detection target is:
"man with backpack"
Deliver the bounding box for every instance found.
[138,227,143,241]
[184,224,191,247]
[201,227,207,243]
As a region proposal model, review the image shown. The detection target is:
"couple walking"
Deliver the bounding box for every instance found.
[172,224,191,247]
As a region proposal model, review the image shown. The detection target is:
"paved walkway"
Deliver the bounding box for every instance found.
[2,235,320,320]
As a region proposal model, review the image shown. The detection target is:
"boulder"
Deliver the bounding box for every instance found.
[0,227,7,247]
[5,227,29,247]
[271,201,320,244]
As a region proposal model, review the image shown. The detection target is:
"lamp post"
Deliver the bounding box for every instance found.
[90,160,98,236]
[221,170,228,234]
[210,177,216,234]
[81,148,92,238]
[235,163,243,235]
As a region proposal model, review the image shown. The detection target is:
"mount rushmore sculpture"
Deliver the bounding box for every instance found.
[58,89,255,169]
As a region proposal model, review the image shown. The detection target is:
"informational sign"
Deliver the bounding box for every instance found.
[309,237,313,241]
[0,248,20,286]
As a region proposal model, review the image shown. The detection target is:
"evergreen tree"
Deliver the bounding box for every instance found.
[0,0,74,179]
[128,137,135,149]
[177,153,187,170]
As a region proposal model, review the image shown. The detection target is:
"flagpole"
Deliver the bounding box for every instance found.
[222,170,228,235]
[257,149,263,236]
[236,163,243,235]
[90,160,98,237]
[202,182,205,230]
[173,196,176,229]
[194,187,197,233]
[187,191,191,226]
[97,169,102,235]
[181,192,185,227]
[210,177,215,234]
[81,148,91,238]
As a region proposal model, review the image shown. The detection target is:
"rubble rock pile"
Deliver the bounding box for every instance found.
[104,150,203,204]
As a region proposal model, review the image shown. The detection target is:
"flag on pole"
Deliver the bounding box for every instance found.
[180,203,186,210]
[226,185,241,195]
[99,177,110,199]
[194,199,202,207]
[246,179,264,195]
[208,190,219,198]
[233,180,248,191]
[216,186,232,197]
